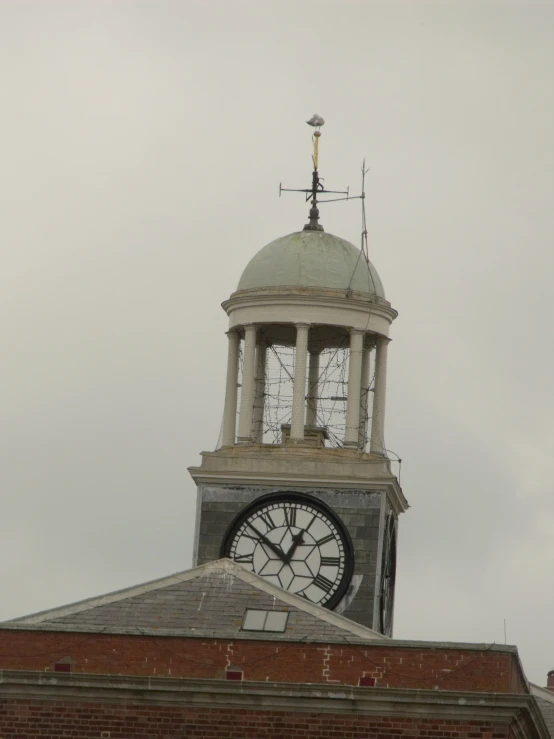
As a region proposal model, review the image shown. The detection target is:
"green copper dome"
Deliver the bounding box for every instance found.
[237,231,385,297]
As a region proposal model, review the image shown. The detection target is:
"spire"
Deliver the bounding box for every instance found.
[304,114,325,232]
[279,116,350,230]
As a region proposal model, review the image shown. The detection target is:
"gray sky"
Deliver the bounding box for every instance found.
[1,0,553,685]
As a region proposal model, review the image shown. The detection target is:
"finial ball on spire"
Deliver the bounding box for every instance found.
[307,114,325,132]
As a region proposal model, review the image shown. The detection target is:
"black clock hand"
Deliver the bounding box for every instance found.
[247,522,287,562]
[284,530,305,563]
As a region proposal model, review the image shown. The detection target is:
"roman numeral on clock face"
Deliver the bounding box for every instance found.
[316,533,335,546]
[314,573,334,593]
[259,512,277,530]
[234,553,253,564]
[320,556,340,567]
[284,507,297,527]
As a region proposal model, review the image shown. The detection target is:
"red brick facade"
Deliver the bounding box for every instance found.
[0,630,526,693]
[0,701,520,739]
[0,630,544,738]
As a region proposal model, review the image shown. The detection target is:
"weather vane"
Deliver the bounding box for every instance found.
[308,113,325,170]
[280,115,364,233]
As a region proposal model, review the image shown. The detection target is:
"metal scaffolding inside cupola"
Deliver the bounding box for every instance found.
[238,336,376,449]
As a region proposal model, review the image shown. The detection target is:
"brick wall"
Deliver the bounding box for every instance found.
[0,630,526,693]
[0,700,517,739]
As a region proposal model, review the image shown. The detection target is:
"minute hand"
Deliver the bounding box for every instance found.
[247,523,287,562]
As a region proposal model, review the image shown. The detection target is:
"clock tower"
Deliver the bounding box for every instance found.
[188,120,408,636]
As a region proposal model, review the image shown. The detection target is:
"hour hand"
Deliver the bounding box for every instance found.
[247,523,287,562]
[284,530,304,563]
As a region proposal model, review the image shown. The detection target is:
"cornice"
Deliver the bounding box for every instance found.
[222,288,398,325]
[0,670,547,736]
[188,464,408,514]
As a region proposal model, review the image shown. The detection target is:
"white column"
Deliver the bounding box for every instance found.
[290,323,310,440]
[358,344,372,450]
[344,329,365,446]
[305,350,320,427]
[370,336,389,455]
[221,330,240,447]
[237,324,257,442]
[251,341,267,443]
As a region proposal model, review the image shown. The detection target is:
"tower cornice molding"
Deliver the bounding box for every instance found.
[188,447,408,515]
[222,287,397,338]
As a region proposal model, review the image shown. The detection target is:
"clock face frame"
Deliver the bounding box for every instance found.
[379,513,397,634]
[220,492,354,610]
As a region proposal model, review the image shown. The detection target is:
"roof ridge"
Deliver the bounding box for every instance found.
[2,559,229,625]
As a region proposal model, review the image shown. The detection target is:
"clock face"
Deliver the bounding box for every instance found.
[221,492,354,609]
[379,514,397,635]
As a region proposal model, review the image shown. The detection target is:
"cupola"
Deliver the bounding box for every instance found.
[218,120,397,455]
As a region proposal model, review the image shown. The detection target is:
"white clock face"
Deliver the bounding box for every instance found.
[222,493,353,608]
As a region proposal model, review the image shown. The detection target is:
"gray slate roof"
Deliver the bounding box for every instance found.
[1,558,386,644]
[531,685,554,738]
[537,699,554,738]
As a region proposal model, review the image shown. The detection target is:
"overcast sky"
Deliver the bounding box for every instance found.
[1,0,553,686]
